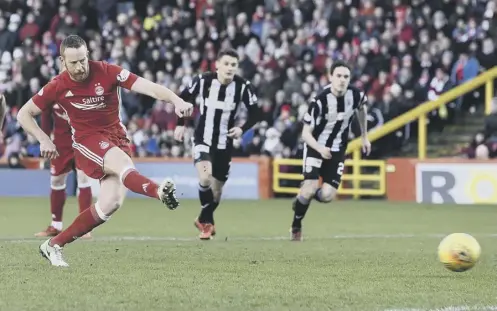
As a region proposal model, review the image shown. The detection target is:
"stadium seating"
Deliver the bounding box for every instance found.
[1,0,496,160]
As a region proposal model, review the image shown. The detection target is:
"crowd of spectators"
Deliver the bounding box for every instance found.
[0,0,496,161]
[465,98,497,159]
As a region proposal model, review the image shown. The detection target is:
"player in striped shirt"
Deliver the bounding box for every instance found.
[290,61,372,241]
[174,49,260,240]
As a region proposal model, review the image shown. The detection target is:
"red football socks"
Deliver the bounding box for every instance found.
[122,169,159,199]
[50,204,105,247]
[78,186,92,214]
[50,188,66,222]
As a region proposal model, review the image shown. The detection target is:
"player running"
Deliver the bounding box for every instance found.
[174,49,260,240]
[35,69,93,238]
[17,35,193,267]
[290,61,371,241]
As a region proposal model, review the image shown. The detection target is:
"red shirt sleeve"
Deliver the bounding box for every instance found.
[106,63,139,90]
[31,79,58,111]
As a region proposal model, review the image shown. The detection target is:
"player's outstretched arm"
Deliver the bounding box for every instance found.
[177,74,201,127]
[130,77,193,117]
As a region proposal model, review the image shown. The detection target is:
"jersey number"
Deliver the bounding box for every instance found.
[337,162,344,176]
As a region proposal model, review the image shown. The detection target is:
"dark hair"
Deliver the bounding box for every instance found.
[217,48,239,60]
[329,60,351,75]
[60,35,87,56]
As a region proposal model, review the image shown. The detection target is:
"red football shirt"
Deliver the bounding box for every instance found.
[32,61,138,141]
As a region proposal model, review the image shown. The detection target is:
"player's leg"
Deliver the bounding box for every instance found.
[290,148,322,241]
[195,176,224,240]
[210,178,225,221]
[75,169,93,239]
[40,175,126,267]
[290,152,344,242]
[193,150,217,239]
[209,148,231,219]
[197,148,229,223]
[34,172,68,237]
[313,152,345,203]
[195,159,214,222]
[76,169,92,213]
[201,149,231,236]
[191,144,215,234]
[102,146,179,209]
[195,146,231,240]
[313,183,338,203]
[290,179,319,241]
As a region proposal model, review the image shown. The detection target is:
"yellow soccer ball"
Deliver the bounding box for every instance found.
[438,233,481,272]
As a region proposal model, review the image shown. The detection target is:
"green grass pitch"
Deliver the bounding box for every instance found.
[0,197,495,311]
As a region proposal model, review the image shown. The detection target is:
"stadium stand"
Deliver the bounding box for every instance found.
[1,0,496,161]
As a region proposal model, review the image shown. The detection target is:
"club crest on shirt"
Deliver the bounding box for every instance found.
[95,84,104,96]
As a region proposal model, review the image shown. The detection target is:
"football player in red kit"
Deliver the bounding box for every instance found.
[35,68,92,238]
[17,35,193,267]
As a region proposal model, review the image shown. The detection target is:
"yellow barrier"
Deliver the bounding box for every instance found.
[346,67,497,159]
[272,157,386,197]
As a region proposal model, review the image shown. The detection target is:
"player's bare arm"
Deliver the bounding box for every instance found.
[174,74,202,142]
[356,103,371,155]
[302,100,331,159]
[228,82,261,139]
[301,124,331,159]
[17,100,58,159]
[0,94,6,140]
[130,77,193,117]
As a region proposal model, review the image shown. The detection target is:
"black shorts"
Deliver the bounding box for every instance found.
[302,146,345,189]
[193,143,232,182]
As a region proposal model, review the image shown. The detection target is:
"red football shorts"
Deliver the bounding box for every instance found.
[50,143,76,176]
[51,134,77,176]
[72,133,132,180]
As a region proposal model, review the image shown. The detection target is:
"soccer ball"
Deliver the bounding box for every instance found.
[438,233,481,272]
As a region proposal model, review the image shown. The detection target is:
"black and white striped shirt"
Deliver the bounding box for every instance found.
[178,72,259,149]
[303,85,367,152]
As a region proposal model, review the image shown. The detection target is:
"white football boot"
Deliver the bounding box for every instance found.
[158,178,180,210]
[39,239,69,267]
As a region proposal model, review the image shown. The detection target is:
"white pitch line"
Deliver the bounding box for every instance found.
[1,233,497,243]
[385,305,497,311]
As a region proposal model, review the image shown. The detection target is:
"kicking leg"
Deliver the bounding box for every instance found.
[76,169,92,213]
[103,147,179,210]
[35,173,68,237]
[40,175,126,267]
[76,169,93,239]
[291,180,319,241]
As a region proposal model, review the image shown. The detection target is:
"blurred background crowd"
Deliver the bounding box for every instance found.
[0,0,496,161]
